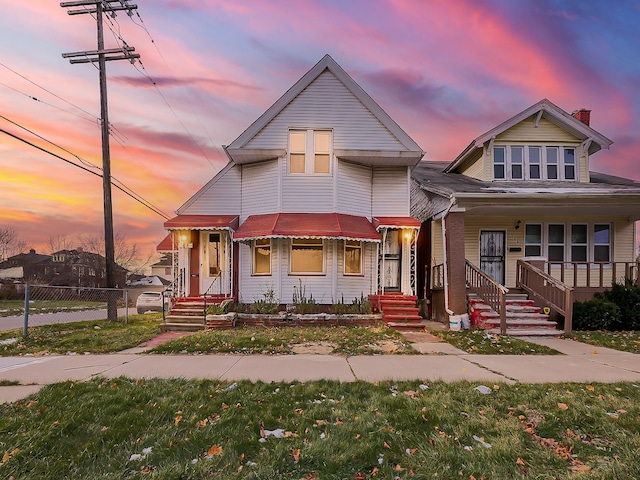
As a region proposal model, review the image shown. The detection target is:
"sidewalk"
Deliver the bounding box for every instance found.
[2,334,640,404]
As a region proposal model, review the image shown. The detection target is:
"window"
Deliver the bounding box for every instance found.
[524,224,542,256]
[524,222,613,262]
[593,224,611,262]
[529,147,541,179]
[344,240,362,275]
[289,129,332,175]
[493,145,577,181]
[291,238,324,273]
[570,224,588,262]
[548,224,565,261]
[289,131,306,174]
[493,146,505,179]
[253,239,271,275]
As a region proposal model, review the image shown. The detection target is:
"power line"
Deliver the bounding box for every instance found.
[0,122,172,220]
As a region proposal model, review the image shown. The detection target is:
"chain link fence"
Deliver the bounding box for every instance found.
[4,285,135,337]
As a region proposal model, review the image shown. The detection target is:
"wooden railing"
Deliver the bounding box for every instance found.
[517,259,574,333]
[431,264,445,289]
[465,260,509,334]
[543,261,640,288]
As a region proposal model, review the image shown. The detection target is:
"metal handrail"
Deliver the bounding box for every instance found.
[202,275,220,323]
[465,260,508,334]
[517,259,573,333]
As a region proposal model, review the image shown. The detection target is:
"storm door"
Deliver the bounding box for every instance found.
[383,229,401,291]
[479,230,505,285]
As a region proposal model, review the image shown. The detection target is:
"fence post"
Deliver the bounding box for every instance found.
[162,290,166,324]
[125,290,129,324]
[23,284,30,338]
[564,288,573,334]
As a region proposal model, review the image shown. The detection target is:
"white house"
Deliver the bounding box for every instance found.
[164,55,424,306]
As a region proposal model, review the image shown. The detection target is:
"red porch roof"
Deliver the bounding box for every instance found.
[233,213,381,242]
[164,215,239,231]
[373,216,421,231]
[156,233,177,252]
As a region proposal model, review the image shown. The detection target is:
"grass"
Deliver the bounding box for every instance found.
[434,329,562,355]
[0,299,106,317]
[566,330,640,354]
[149,325,416,356]
[1,377,639,479]
[0,314,162,356]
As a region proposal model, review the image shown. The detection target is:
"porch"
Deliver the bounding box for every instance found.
[430,259,640,334]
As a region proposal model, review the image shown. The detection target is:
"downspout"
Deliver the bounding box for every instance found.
[440,198,456,316]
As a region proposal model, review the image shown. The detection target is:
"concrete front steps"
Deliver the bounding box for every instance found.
[468,293,561,336]
[369,293,424,330]
[163,296,231,332]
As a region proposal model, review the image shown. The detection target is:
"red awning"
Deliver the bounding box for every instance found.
[234,213,381,242]
[164,215,239,231]
[373,216,421,231]
[156,233,177,252]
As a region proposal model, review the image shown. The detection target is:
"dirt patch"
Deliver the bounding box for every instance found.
[367,340,406,354]
[290,341,336,354]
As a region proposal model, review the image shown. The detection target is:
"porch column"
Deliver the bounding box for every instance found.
[445,211,466,314]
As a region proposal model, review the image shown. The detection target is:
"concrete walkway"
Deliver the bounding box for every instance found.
[2,332,640,404]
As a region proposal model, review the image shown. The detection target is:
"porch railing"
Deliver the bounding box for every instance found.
[543,261,640,288]
[431,264,445,289]
[202,275,220,324]
[517,259,573,333]
[465,260,509,334]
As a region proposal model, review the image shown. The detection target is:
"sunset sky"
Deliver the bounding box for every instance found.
[1,0,639,262]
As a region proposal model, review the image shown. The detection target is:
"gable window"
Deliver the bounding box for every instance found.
[344,240,363,275]
[253,239,271,275]
[493,145,577,181]
[291,238,324,273]
[289,129,332,175]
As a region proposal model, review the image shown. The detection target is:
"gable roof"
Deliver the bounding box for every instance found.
[225,54,423,165]
[445,98,613,173]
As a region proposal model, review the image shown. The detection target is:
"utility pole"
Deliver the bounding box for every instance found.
[61,0,139,321]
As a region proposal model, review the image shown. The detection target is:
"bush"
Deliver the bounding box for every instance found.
[572,298,620,331]
[292,280,320,314]
[602,280,640,330]
[0,282,19,300]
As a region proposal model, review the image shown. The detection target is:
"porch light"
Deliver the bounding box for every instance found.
[515,220,522,230]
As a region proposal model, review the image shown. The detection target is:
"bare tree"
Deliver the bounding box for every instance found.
[47,234,75,253]
[0,226,25,260]
[80,232,154,274]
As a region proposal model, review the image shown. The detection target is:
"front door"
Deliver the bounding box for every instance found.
[383,229,401,291]
[480,230,505,285]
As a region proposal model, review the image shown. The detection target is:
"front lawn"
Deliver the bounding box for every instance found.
[149,325,416,356]
[0,315,162,356]
[566,330,640,354]
[1,378,638,478]
[434,329,562,355]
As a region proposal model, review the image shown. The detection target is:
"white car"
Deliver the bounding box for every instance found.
[136,291,171,314]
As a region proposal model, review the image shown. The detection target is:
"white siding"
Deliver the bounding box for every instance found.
[281,173,334,212]
[241,160,279,220]
[245,71,406,151]
[372,166,409,216]
[181,165,241,214]
[336,160,372,216]
[238,240,282,304]
[335,241,377,301]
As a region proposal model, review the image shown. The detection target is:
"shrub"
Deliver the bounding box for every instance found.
[0,282,19,300]
[572,298,620,331]
[250,286,280,314]
[292,280,320,314]
[602,280,640,330]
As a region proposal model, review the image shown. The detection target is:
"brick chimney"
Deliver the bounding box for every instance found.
[572,108,591,126]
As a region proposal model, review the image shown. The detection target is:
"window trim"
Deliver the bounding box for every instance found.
[493,145,578,181]
[288,129,333,176]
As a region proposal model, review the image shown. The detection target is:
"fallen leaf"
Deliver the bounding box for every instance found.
[197,419,208,428]
[174,415,182,426]
[207,445,223,456]
[371,466,379,476]
[287,448,299,463]
[315,419,327,426]
[586,385,595,391]
[591,350,598,354]
[101,426,109,432]
[383,441,391,449]
[394,464,404,471]
[516,458,526,466]
[557,403,569,411]
[222,403,229,409]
